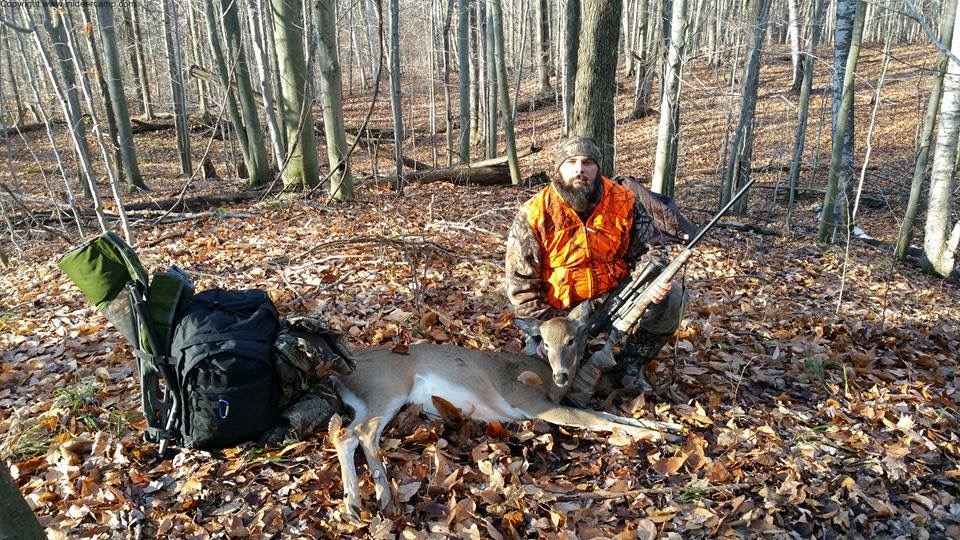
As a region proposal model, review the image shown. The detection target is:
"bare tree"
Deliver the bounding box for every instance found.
[818,0,865,243]
[96,4,145,190]
[271,0,320,189]
[490,0,521,184]
[719,0,771,212]
[161,0,192,176]
[924,1,960,278]
[896,0,957,262]
[651,0,688,196]
[316,0,355,200]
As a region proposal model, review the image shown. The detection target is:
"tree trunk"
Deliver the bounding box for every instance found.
[458,0,472,164]
[570,0,622,177]
[316,0,356,200]
[41,7,93,196]
[786,0,829,231]
[126,3,154,119]
[924,0,960,278]
[0,459,44,540]
[96,4,145,190]
[896,0,957,261]
[534,0,552,95]
[787,0,803,93]
[271,0,320,189]
[720,0,771,213]
[483,3,497,159]
[221,0,272,187]
[490,0,522,185]
[818,0,864,243]
[247,0,286,167]
[651,0,688,197]
[442,0,456,167]
[161,0,193,176]
[388,0,405,190]
[629,0,655,119]
[563,0,581,136]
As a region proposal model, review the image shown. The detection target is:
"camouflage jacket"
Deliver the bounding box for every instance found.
[504,182,667,320]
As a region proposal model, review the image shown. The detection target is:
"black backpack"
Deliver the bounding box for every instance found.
[170,288,281,449]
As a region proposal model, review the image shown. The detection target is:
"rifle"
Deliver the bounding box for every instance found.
[587,177,758,370]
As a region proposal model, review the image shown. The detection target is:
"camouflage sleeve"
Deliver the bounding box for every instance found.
[626,199,669,269]
[504,207,560,319]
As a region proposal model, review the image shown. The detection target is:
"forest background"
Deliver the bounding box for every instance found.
[1,0,960,538]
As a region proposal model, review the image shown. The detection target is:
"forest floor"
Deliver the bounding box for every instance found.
[2,44,960,538]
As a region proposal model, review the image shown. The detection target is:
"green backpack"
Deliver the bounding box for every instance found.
[59,232,194,454]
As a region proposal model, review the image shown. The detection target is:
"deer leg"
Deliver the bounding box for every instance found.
[537,406,684,443]
[329,418,363,521]
[353,415,394,510]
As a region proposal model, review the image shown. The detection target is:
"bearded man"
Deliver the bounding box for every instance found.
[504,136,686,405]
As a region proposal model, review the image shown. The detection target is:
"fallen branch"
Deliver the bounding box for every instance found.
[364,144,542,187]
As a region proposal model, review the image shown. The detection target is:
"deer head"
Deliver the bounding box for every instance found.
[514,300,593,402]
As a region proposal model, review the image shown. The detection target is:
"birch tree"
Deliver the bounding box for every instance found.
[896,0,957,261]
[818,0,865,242]
[923,3,960,278]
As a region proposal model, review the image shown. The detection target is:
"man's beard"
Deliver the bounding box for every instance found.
[553,174,600,214]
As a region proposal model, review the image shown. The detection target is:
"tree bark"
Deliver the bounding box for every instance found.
[570,0,622,177]
[818,0,864,243]
[534,0,552,95]
[786,0,829,231]
[161,0,193,176]
[651,0,688,197]
[896,0,957,261]
[315,0,355,200]
[924,0,960,278]
[271,0,320,189]
[563,0,581,136]
[220,0,272,187]
[458,0,472,164]
[0,459,44,540]
[490,0,521,185]
[720,0,771,213]
[96,4,145,190]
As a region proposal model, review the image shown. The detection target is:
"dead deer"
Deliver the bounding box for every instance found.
[325,305,684,520]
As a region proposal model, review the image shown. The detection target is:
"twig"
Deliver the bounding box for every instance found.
[556,482,755,501]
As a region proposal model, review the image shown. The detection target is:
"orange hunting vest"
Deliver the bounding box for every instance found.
[524,176,634,310]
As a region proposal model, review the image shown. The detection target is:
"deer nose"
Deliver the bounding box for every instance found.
[553,372,569,386]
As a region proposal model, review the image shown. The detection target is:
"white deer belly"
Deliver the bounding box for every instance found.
[409,372,527,422]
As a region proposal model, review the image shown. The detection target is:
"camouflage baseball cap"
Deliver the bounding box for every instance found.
[554,136,603,170]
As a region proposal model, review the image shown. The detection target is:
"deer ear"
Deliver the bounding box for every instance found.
[568,300,594,326]
[514,317,542,337]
